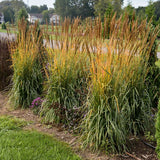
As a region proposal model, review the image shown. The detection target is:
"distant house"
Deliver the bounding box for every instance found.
[28,13,60,24]
[0,13,4,24]
[28,13,43,24]
[50,14,60,25]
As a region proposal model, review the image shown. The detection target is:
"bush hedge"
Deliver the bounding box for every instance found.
[1,23,6,30]
[0,37,12,90]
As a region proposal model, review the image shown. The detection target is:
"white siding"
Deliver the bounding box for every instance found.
[0,13,4,24]
[50,14,60,24]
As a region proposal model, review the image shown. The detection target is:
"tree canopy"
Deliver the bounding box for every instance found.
[0,0,27,23]
[29,5,48,14]
[54,0,95,19]
[0,0,27,13]
[18,7,28,21]
[3,7,15,23]
[1,0,160,25]
[42,10,50,24]
[145,0,156,25]
[54,0,124,19]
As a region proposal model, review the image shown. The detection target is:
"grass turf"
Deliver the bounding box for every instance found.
[0,29,8,33]
[157,39,160,52]
[0,116,81,160]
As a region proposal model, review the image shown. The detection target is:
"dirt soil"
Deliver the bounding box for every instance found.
[0,92,158,160]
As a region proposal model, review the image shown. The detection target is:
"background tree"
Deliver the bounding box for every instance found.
[154,1,160,20]
[105,1,113,17]
[136,7,146,22]
[30,6,40,13]
[39,5,48,13]
[69,0,95,19]
[48,8,55,14]
[67,0,81,18]
[42,10,50,24]
[94,0,112,19]
[0,0,28,23]
[112,0,123,16]
[54,0,70,18]
[0,0,27,14]
[94,0,123,19]
[18,7,28,21]
[79,0,95,19]
[145,0,156,25]
[54,0,95,19]
[3,7,15,23]
[124,1,135,21]
[104,2,113,38]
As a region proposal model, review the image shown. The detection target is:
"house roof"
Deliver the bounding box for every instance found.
[49,14,60,18]
[28,13,60,19]
[29,13,43,19]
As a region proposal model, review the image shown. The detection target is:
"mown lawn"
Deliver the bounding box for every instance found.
[0,116,81,160]
[157,39,160,52]
[158,45,160,52]
[0,29,8,33]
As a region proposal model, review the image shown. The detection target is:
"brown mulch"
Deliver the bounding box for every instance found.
[0,92,158,160]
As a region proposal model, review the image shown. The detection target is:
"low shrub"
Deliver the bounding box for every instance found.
[1,23,6,29]
[0,37,13,90]
[30,97,43,115]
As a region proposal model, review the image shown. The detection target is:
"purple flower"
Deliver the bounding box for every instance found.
[30,97,43,109]
[151,114,155,118]
[45,63,51,70]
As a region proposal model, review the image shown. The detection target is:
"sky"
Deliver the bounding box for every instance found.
[0,0,159,9]
[23,0,55,8]
[123,0,158,8]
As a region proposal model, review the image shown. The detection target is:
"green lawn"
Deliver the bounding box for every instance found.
[0,28,8,33]
[0,28,17,34]
[157,39,160,52]
[158,45,160,52]
[0,116,81,160]
[0,23,17,34]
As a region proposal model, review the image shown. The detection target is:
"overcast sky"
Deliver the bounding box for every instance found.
[123,0,158,8]
[23,0,158,9]
[0,0,158,9]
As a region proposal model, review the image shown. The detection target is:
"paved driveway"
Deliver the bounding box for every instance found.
[0,32,16,40]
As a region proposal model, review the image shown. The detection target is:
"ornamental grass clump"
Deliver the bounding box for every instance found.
[41,18,89,129]
[40,15,159,152]
[155,100,160,159]
[9,20,44,108]
[155,60,160,159]
[30,97,43,115]
[81,15,159,153]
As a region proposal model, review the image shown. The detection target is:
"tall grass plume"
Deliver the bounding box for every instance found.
[9,20,44,108]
